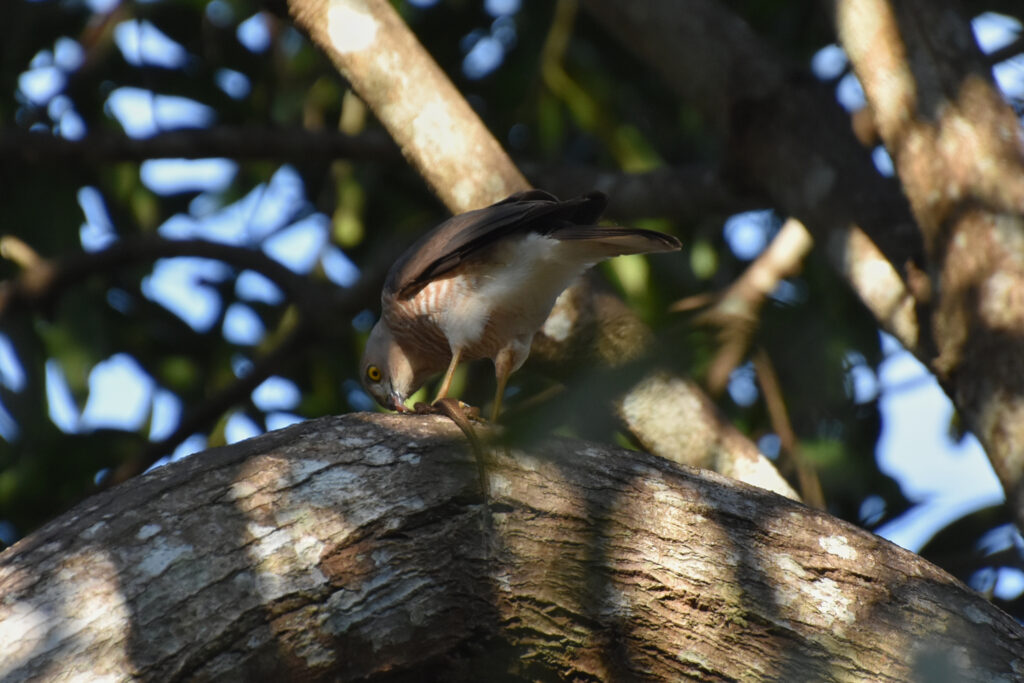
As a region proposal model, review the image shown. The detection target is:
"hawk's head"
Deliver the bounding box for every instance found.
[360,320,424,412]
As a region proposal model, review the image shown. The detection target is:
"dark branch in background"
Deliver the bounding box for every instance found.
[0,235,387,474]
[0,127,400,164]
[521,162,762,222]
[984,35,1024,67]
[113,321,312,483]
[0,236,378,327]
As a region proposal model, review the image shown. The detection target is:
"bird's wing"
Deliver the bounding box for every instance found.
[547,225,681,257]
[386,191,608,299]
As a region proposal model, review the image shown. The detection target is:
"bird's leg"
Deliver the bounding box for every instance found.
[491,346,520,422]
[433,347,463,402]
[491,370,510,422]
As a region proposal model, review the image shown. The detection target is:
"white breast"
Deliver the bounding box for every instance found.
[440,234,594,351]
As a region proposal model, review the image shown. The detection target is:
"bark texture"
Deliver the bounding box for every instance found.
[1,414,1022,681]
[288,0,529,213]
[836,0,1024,529]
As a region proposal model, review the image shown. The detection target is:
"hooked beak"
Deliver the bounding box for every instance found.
[386,392,409,413]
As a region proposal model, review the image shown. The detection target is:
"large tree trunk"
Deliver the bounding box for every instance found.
[837,0,1024,533]
[1,413,1021,681]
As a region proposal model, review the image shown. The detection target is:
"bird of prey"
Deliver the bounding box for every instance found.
[360,189,680,420]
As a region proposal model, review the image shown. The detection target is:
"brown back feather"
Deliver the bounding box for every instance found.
[385,191,677,299]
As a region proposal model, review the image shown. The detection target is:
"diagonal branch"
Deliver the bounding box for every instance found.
[837,0,1024,529]
[285,0,794,497]
[675,218,815,396]
[113,320,312,483]
[288,0,528,212]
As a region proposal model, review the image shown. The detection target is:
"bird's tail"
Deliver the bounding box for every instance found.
[551,226,681,258]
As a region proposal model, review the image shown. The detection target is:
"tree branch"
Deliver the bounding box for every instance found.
[0,127,400,164]
[522,162,762,222]
[677,218,815,396]
[288,0,528,212]
[2,413,1021,680]
[837,0,1024,530]
[113,320,312,483]
[0,235,375,328]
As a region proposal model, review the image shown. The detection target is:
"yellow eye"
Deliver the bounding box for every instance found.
[366,365,382,382]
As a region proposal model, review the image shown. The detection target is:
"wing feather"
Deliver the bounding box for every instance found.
[384,191,677,299]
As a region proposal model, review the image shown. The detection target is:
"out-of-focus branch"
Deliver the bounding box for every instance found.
[837,0,1024,530]
[675,218,814,395]
[522,162,761,222]
[826,225,919,349]
[0,127,399,164]
[617,371,800,501]
[288,0,528,212]
[114,320,311,483]
[752,346,825,509]
[0,236,377,327]
[985,35,1024,67]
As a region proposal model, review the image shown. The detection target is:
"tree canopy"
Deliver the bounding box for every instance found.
[2,0,1024,627]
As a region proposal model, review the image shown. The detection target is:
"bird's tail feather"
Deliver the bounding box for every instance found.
[551,226,681,257]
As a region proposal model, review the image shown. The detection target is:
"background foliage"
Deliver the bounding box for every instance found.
[2,0,1022,618]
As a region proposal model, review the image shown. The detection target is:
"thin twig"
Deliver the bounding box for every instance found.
[752,346,825,509]
[677,218,813,395]
[0,236,330,323]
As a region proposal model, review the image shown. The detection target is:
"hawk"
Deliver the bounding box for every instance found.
[360,190,680,420]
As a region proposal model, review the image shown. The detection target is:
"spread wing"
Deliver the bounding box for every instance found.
[385,190,607,299]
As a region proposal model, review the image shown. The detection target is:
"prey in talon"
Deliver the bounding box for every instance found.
[360,190,680,421]
[412,398,481,421]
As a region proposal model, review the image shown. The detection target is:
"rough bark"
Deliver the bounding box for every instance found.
[836,0,1024,529]
[285,0,790,497]
[1,413,1022,681]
